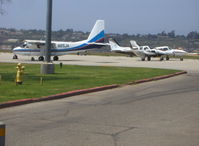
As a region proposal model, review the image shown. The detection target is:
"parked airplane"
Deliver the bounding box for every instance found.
[108,38,135,57]
[154,46,187,61]
[12,20,105,61]
[130,40,187,61]
[130,40,163,61]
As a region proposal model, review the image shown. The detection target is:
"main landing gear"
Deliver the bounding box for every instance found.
[141,57,145,61]
[166,56,170,60]
[13,56,59,61]
[53,56,59,61]
[31,57,35,61]
[141,56,151,61]
[38,56,44,61]
[160,56,164,61]
[147,56,151,61]
[37,56,59,61]
[13,54,18,59]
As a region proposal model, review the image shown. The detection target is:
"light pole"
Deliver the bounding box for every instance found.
[41,0,55,74]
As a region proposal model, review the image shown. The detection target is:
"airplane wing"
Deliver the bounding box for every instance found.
[24,40,46,44]
[86,42,110,46]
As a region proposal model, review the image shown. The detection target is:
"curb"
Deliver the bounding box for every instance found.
[133,71,187,84]
[0,84,119,109]
[0,71,187,109]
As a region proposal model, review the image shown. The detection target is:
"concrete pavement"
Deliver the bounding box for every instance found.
[0,53,199,146]
[1,53,199,73]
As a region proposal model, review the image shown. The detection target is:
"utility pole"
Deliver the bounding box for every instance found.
[41,0,55,74]
[45,0,52,62]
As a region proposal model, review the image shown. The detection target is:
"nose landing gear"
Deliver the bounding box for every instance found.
[13,54,18,59]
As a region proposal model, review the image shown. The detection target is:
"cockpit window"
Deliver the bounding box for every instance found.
[163,48,169,51]
[21,42,28,48]
[158,47,170,51]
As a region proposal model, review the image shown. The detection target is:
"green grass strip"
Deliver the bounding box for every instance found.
[0,63,180,103]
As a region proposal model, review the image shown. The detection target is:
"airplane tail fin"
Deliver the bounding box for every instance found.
[108,38,121,51]
[87,20,105,43]
[130,40,140,49]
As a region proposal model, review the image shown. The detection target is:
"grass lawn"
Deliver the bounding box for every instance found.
[0,63,180,103]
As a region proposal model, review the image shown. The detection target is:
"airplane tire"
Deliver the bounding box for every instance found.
[129,54,133,57]
[141,58,145,61]
[166,56,169,60]
[147,56,151,61]
[31,57,35,61]
[53,56,59,61]
[160,56,164,61]
[180,58,183,61]
[38,56,44,61]
[13,55,18,59]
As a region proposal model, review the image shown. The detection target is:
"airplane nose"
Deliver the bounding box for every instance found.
[13,47,17,52]
[12,47,21,52]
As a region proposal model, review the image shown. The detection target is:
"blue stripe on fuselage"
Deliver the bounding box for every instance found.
[13,31,105,53]
[88,31,105,43]
[51,30,104,52]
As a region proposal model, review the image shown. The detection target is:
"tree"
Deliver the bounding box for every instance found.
[187,31,199,39]
[160,31,167,36]
[168,30,175,38]
[0,0,11,15]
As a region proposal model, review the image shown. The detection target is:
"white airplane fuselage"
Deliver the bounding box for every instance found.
[13,39,104,56]
[154,46,187,57]
[108,38,135,56]
[13,20,105,59]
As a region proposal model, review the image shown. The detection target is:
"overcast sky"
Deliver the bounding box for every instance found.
[0,0,198,35]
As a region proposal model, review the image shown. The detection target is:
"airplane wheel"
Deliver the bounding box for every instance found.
[38,56,44,61]
[13,55,18,59]
[53,56,59,61]
[141,58,145,61]
[166,56,169,60]
[180,58,183,61]
[31,57,35,61]
[147,56,151,61]
[160,56,164,61]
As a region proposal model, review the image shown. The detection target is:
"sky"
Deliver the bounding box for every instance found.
[0,0,198,35]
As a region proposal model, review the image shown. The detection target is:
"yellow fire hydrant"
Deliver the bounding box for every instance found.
[16,63,25,85]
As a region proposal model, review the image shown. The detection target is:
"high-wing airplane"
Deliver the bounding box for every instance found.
[108,38,135,57]
[154,46,187,61]
[13,20,105,61]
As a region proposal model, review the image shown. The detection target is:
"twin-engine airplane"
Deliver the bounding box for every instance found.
[130,41,187,61]
[13,20,105,61]
[153,46,187,61]
[109,39,158,60]
[130,40,159,61]
[108,38,135,57]
[109,39,187,61]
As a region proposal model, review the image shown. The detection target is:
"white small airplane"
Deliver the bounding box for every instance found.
[130,40,161,61]
[130,40,187,61]
[108,38,135,57]
[154,46,187,61]
[13,20,105,61]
